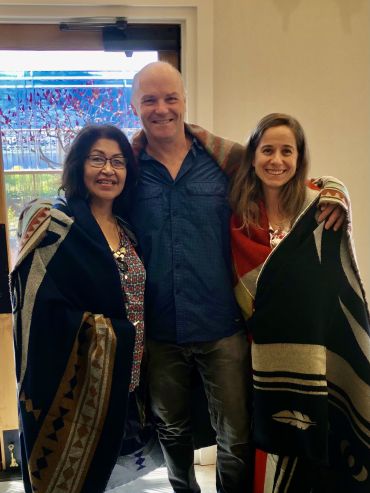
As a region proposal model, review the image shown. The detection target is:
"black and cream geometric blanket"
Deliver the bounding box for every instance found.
[10,197,138,493]
[249,196,370,492]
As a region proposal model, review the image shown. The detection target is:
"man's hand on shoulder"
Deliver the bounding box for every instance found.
[317,203,345,231]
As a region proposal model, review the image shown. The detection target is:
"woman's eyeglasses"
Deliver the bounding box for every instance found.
[86,154,126,169]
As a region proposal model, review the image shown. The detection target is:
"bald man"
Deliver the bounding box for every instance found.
[130,62,251,493]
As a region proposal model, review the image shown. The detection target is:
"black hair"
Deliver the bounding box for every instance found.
[60,124,137,216]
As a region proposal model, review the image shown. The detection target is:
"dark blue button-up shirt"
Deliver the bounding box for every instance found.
[130,139,242,343]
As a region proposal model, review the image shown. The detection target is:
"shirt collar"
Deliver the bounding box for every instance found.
[140,136,201,162]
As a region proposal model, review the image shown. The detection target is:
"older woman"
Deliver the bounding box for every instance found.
[229,113,370,492]
[11,124,145,493]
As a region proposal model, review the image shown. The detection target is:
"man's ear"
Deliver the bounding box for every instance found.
[131,102,138,116]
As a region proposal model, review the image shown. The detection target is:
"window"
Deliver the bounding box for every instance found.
[0,22,180,265]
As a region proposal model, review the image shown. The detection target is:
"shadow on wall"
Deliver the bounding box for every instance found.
[271,0,367,32]
[333,0,368,33]
[271,0,303,30]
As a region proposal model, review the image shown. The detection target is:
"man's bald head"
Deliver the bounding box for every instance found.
[131,61,185,107]
[130,61,187,146]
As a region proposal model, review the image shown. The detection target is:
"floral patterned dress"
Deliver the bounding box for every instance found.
[268,225,290,248]
[112,224,145,392]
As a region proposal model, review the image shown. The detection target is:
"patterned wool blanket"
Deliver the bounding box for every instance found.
[232,186,370,492]
[10,197,138,493]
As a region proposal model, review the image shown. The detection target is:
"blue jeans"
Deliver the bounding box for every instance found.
[147,330,251,493]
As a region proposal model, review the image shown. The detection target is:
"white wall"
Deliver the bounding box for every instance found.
[213,0,370,293]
